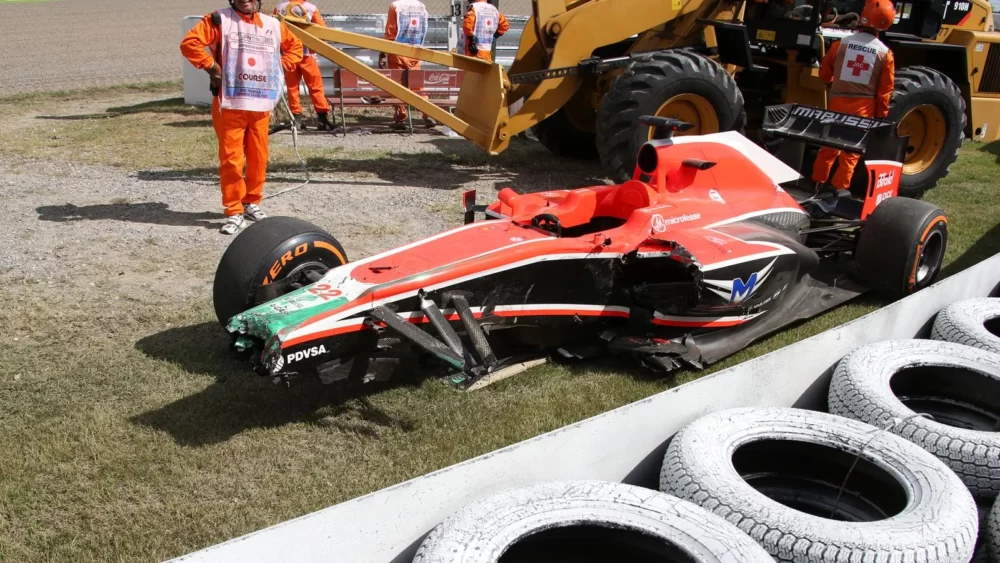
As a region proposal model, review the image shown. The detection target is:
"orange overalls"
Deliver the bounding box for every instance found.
[181,9,303,217]
[385,0,429,123]
[463,0,509,62]
[273,1,331,116]
[811,31,895,190]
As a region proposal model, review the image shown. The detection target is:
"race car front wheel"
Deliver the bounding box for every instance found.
[212,216,349,327]
[854,197,947,300]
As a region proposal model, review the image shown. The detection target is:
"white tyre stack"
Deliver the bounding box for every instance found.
[661,407,977,562]
[412,480,773,563]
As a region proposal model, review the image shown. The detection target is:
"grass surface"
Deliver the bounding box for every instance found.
[2,84,1000,562]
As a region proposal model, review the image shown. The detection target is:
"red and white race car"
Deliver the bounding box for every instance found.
[213,104,947,387]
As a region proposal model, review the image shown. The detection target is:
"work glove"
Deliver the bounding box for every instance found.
[467,36,479,56]
[493,31,502,39]
[207,62,222,97]
[378,53,388,69]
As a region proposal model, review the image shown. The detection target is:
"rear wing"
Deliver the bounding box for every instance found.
[762,104,908,162]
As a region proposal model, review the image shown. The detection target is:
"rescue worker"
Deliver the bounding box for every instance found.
[811,0,896,199]
[381,0,436,129]
[181,0,303,234]
[463,0,509,62]
[273,0,335,131]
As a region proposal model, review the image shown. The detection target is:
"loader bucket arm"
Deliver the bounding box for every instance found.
[502,0,733,138]
[281,16,512,154]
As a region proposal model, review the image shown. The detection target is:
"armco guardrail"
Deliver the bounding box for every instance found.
[168,252,1000,563]
[181,14,527,107]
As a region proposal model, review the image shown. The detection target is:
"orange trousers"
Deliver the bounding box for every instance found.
[811,96,876,190]
[212,100,270,217]
[387,55,428,123]
[285,55,330,115]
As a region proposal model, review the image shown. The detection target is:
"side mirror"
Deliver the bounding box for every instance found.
[637,115,695,139]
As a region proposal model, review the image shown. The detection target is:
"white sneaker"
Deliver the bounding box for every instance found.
[220,214,245,235]
[243,203,267,222]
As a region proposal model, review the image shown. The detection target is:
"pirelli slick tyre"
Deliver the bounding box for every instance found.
[596,50,746,183]
[932,298,1000,355]
[412,481,773,563]
[888,66,966,199]
[854,197,947,299]
[661,407,978,563]
[212,216,348,326]
[829,339,1000,499]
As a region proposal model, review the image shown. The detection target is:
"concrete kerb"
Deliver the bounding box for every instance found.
[168,251,1000,563]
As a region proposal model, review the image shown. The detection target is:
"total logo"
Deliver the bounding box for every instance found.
[286,344,330,364]
[875,170,895,189]
[703,258,777,305]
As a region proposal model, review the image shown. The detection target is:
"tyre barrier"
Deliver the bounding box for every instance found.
[412,481,773,563]
[661,407,977,563]
[933,298,1000,355]
[410,305,1000,563]
[829,339,1000,499]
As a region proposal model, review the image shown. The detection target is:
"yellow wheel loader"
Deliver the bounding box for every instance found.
[282,0,998,197]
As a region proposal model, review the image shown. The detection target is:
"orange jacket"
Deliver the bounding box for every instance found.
[180,11,304,73]
[272,1,326,25]
[385,2,423,69]
[819,38,895,118]
[462,1,510,45]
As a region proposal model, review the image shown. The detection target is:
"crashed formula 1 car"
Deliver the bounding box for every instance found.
[213,104,948,388]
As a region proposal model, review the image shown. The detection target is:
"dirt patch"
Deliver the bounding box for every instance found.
[0,86,607,308]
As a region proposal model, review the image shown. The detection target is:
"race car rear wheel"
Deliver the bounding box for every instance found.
[854,197,947,300]
[212,216,348,327]
[596,50,746,183]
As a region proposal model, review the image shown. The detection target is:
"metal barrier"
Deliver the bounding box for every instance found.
[314,14,526,95]
[182,14,527,109]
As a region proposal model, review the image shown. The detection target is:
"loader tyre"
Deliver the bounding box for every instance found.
[829,339,1000,499]
[213,217,348,326]
[413,481,774,563]
[888,66,966,199]
[931,298,1000,355]
[661,407,978,563]
[532,104,599,160]
[853,197,947,299]
[597,50,746,183]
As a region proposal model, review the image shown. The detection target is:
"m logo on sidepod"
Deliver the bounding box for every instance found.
[703,259,777,304]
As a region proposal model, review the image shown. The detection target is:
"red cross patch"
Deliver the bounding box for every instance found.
[847,54,871,76]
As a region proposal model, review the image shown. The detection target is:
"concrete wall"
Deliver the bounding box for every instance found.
[168,253,1000,563]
